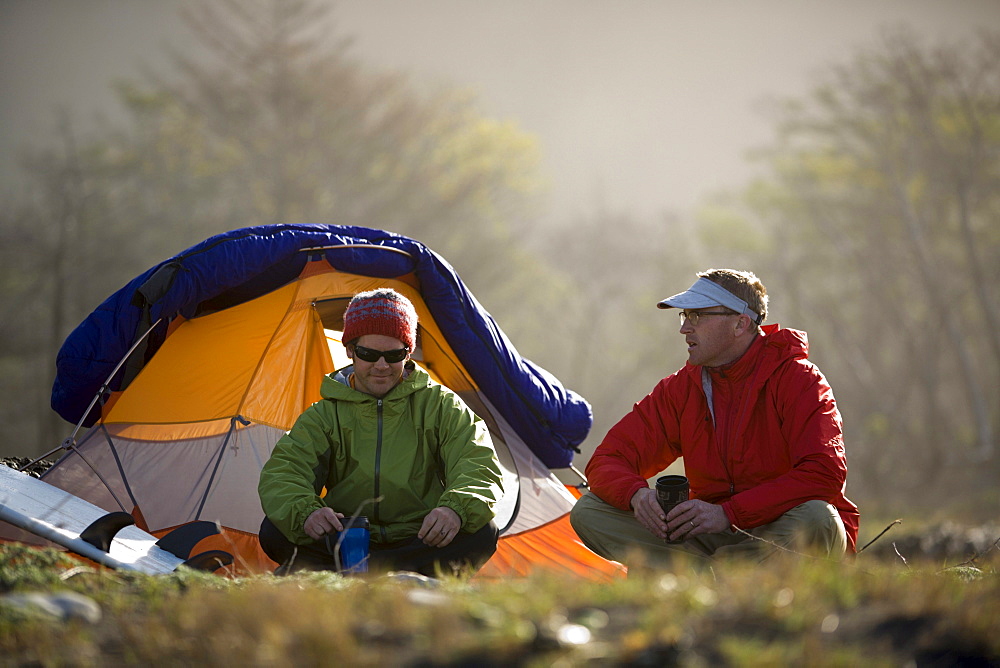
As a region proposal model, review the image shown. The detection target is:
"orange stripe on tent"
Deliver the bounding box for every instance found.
[197,529,276,576]
[137,515,624,580]
[146,524,277,577]
[476,513,626,581]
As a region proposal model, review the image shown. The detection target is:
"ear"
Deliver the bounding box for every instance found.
[735,314,752,334]
[345,345,354,360]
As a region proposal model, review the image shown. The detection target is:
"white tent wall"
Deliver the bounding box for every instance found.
[39,423,284,534]
[477,394,576,535]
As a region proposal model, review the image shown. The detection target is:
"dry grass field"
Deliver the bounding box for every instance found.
[1,529,997,667]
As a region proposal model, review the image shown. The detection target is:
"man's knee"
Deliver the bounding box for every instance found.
[569,492,627,557]
[782,500,847,555]
[793,500,841,530]
[461,520,500,569]
[258,516,290,562]
[569,492,609,539]
[569,495,588,530]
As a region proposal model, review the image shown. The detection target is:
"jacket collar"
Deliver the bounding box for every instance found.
[322,361,426,401]
[705,331,765,382]
[684,324,808,384]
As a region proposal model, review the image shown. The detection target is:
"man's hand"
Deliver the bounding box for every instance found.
[418,506,461,547]
[665,499,729,541]
[631,487,669,539]
[303,507,345,540]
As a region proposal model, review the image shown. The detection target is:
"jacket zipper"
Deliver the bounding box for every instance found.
[716,412,736,496]
[703,368,735,495]
[718,358,765,498]
[707,373,735,496]
[374,399,387,542]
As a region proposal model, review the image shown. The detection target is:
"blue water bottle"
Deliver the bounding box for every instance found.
[330,515,370,574]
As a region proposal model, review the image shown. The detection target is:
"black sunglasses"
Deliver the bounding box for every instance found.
[352,344,408,364]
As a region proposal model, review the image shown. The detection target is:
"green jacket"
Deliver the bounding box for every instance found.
[258,363,503,545]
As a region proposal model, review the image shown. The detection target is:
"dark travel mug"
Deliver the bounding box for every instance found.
[655,475,689,543]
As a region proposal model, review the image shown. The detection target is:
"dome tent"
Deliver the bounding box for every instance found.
[38,225,623,578]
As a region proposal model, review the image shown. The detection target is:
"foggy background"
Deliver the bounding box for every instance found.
[2,0,999,527]
[4,1,995,219]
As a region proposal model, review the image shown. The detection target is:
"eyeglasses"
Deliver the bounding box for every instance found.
[352,344,408,364]
[678,310,737,326]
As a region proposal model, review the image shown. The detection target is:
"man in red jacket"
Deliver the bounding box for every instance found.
[570,269,859,569]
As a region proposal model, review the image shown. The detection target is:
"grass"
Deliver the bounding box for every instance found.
[1,541,998,667]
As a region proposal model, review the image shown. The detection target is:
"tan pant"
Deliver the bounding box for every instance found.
[570,492,847,570]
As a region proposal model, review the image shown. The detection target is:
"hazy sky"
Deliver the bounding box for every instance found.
[2,0,998,223]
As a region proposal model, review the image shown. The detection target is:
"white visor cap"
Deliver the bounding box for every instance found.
[656,277,761,324]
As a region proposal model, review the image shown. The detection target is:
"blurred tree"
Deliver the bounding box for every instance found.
[536,208,696,459]
[4,0,569,457]
[728,28,1000,509]
[102,0,544,266]
[0,200,51,454]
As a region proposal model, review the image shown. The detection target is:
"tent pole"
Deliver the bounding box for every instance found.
[567,464,588,486]
[20,318,164,474]
[299,244,413,259]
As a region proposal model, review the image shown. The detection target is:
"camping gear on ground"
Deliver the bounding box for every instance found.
[0,464,231,574]
[9,224,623,579]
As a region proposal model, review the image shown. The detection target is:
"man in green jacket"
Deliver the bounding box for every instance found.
[258,288,504,576]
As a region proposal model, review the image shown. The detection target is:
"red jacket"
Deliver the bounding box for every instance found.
[585,324,859,552]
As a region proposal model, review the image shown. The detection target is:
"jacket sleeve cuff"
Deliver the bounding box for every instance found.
[288,498,324,543]
[624,482,649,510]
[440,499,473,531]
[720,501,739,528]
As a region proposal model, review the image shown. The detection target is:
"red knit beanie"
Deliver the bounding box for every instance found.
[341,288,418,352]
